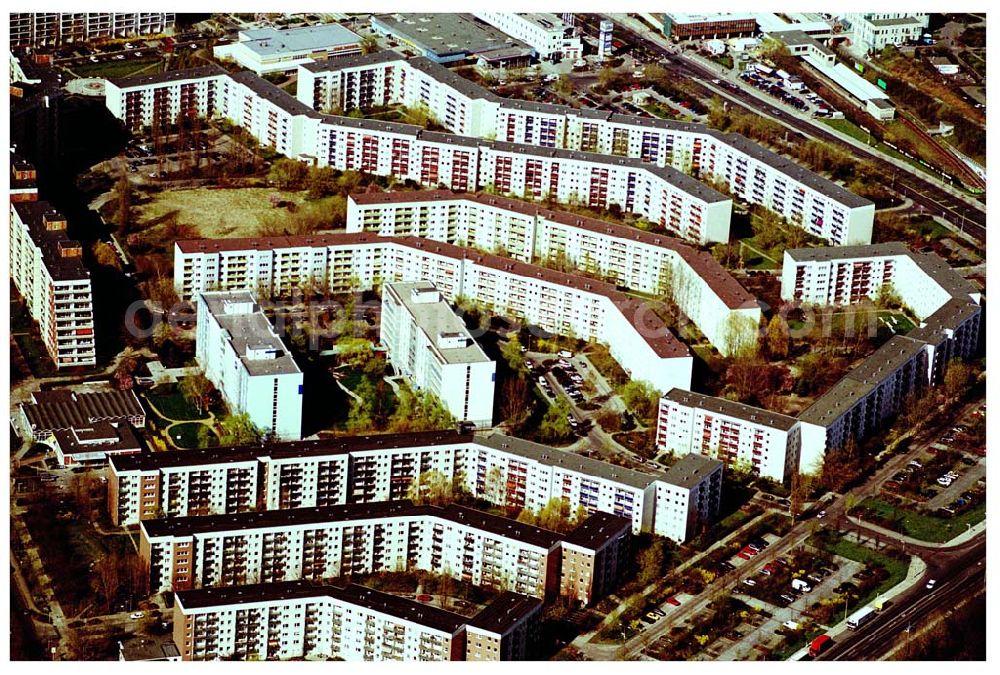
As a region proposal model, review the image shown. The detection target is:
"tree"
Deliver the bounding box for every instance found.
[268,158,308,190]
[619,380,660,422]
[501,335,526,372]
[765,315,790,360]
[499,376,531,423]
[305,165,338,199]
[219,412,263,446]
[537,398,574,443]
[537,497,574,532]
[360,34,378,55]
[722,313,759,359]
[387,386,455,433]
[116,172,132,233]
[942,361,975,401]
[93,241,123,271]
[637,538,667,586]
[179,372,215,414]
[789,471,808,523]
[408,470,458,506]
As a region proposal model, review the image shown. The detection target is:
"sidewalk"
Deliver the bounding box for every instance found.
[847,514,986,549]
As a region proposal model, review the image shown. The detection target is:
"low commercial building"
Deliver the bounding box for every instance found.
[472,13,582,61]
[52,421,142,467]
[109,430,721,542]
[382,282,495,427]
[118,635,181,662]
[656,389,800,482]
[662,13,758,40]
[174,234,694,393]
[212,23,362,75]
[370,13,525,64]
[173,581,543,661]
[9,12,174,47]
[10,201,97,368]
[195,291,303,441]
[20,388,145,441]
[347,190,760,356]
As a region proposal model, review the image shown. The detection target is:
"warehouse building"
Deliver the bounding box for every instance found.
[213,23,363,74]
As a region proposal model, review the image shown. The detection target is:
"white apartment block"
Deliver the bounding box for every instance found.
[382,282,496,427]
[472,13,583,60]
[296,52,873,244]
[109,430,723,542]
[841,13,930,52]
[196,291,303,441]
[140,502,565,597]
[347,190,761,356]
[174,234,694,393]
[9,12,174,47]
[784,243,982,471]
[656,389,800,482]
[173,582,542,661]
[213,24,362,75]
[104,66,227,132]
[9,201,96,368]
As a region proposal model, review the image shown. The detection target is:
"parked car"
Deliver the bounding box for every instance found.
[665,596,681,607]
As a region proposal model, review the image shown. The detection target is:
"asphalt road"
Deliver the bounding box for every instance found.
[600,16,987,244]
[819,536,985,660]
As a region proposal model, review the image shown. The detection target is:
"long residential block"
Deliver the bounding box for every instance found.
[174,233,694,393]
[347,189,761,356]
[196,291,304,441]
[9,12,174,47]
[173,581,542,661]
[108,430,722,542]
[139,500,630,607]
[10,200,97,369]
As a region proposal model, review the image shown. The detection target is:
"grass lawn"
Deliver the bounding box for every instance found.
[858,497,986,543]
[144,384,209,420]
[67,56,164,80]
[134,187,344,242]
[820,119,957,185]
[169,422,216,449]
[810,533,909,610]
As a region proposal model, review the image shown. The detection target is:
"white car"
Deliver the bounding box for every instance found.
[817,510,826,519]
[130,611,145,619]
[925,579,937,591]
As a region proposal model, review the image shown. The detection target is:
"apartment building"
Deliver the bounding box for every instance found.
[472,13,582,60]
[9,202,96,368]
[347,190,761,356]
[656,389,800,482]
[174,233,694,393]
[213,24,362,75]
[104,66,228,132]
[195,291,303,441]
[841,13,930,51]
[294,52,873,244]
[382,282,496,427]
[651,453,724,542]
[10,154,38,202]
[9,12,174,47]
[173,581,542,661]
[140,500,629,604]
[108,430,721,542]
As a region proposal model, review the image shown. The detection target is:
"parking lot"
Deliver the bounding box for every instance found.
[738,64,835,117]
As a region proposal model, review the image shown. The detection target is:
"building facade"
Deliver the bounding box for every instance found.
[472,13,582,60]
[174,234,694,393]
[841,13,930,52]
[10,201,96,368]
[9,12,174,47]
[382,282,496,427]
[109,430,722,542]
[213,23,362,75]
[195,291,303,441]
[173,581,542,661]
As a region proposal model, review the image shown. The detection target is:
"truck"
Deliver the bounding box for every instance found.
[847,606,877,631]
[791,578,812,593]
[755,64,773,75]
[808,634,832,657]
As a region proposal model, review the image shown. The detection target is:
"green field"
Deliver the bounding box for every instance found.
[169,422,216,449]
[858,497,986,543]
[67,56,164,80]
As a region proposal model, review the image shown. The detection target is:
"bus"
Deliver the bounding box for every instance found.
[847,606,877,631]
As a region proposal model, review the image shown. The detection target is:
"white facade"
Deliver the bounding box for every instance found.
[842,13,930,52]
[213,24,362,75]
[174,235,694,394]
[196,291,303,440]
[110,431,722,542]
[656,389,800,482]
[472,13,582,60]
[9,12,174,46]
[382,282,496,427]
[9,202,96,368]
[347,191,761,356]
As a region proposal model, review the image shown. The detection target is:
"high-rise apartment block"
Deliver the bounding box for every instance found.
[195,291,303,440]
[9,12,175,47]
[382,281,496,427]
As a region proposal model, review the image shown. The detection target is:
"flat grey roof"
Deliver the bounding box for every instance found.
[387,281,491,366]
[467,593,543,635]
[661,452,723,489]
[201,291,301,377]
[108,64,226,89]
[301,49,402,72]
[371,13,525,58]
[237,23,361,57]
[663,388,798,431]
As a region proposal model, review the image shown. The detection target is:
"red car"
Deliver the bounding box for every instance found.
[665,596,681,607]
[737,551,751,560]
[741,546,759,557]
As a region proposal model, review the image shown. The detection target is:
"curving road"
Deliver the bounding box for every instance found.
[596,15,987,245]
